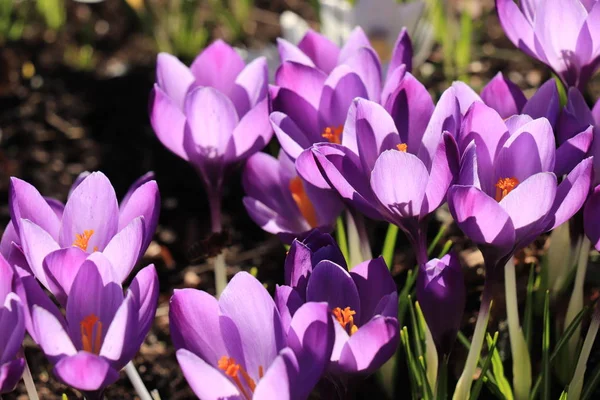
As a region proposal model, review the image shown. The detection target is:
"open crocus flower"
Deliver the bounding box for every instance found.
[0,254,25,394]
[417,252,465,356]
[452,72,560,125]
[276,231,399,375]
[242,150,343,243]
[7,172,158,292]
[271,26,422,162]
[448,107,593,263]
[496,0,600,89]
[300,92,460,264]
[150,40,273,216]
[24,259,158,399]
[170,272,334,400]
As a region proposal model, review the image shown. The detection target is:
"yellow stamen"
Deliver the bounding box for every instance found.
[73,230,95,252]
[333,306,359,336]
[80,314,102,354]
[218,356,262,400]
[495,177,519,201]
[321,125,343,144]
[289,177,319,228]
[396,143,408,152]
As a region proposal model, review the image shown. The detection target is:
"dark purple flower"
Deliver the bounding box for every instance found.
[496,0,600,90]
[417,252,465,356]
[242,151,343,242]
[170,271,334,400]
[276,231,398,375]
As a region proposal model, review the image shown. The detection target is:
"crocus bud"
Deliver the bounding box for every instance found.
[417,252,465,355]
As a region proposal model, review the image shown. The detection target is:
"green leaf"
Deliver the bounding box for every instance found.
[581,358,600,400]
[382,224,399,269]
[524,264,536,350]
[559,389,568,400]
[335,216,349,263]
[62,395,68,400]
[488,332,514,400]
[542,290,551,400]
[427,225,447,256]
[437,240,453,258]
[470,332,499,400]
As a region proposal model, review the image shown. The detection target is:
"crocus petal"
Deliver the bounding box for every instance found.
[118,180,159,254]
[341,47,382,101]
[184,87,239,157]
[230,57,268,117]
[423,132,460,215]
[522,79,560,128]
[99,292,138,368]
[496,0,539,59]
[275,285,304,333]
[350,257,395,324]
[169,289,227,366]
[156,53,195,110]
[0,256,14,303]
[0,294,24,365]
[120,172,155,209]
[388,27,413,77]
[338,316,399,375]
[277,38,316,66]
[370,150,429,220]
[339,27,372,63]
[9,177,60,238]
[53,352,120,392]
[59,172,119,252]
[318,65,369,128]
[296,146,332,190]
[150,85,188,161]
[451,81,482,114]
[43,247,89,304]
[447,186,516,251]
[270,111,316,161]
[298,30,340,73]
[275,62,327,109]
[0,222,19,265]
[128,265,159,344]
[480,72,526,119]
[306,260,361,320]
[253,349,297,400]
[31,305,76,363]
[558,87,594,144]
[229,98,273,162]
[190,40,245,96]
[102,217,145,283]
[584,185,600,250]
[592,97,600,125]
[0,358,25,394]
[219,272,286,378]
[19,219,60,288]
[555,126,594,176]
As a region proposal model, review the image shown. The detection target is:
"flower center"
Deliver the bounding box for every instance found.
[396,143,408,152]
[333,306,358,335]
[73,230,98,252]
[80,314,102,354]
[218,356,263,400]
[321,125,343,144]
[495,177,519,201]
[289,177,319,228]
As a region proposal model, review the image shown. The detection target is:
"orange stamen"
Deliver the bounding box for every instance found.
[218,356,263,400]
[80,314,102,354]
[321,125,343,144]
[495,177,519,201]
[289,177,319,228]
[396,143,408,152]
[333,306,359,335]
[73,230,95,252]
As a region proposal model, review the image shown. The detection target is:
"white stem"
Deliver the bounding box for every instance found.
[568,304,600,400]
[213,252,227,298]
[345,210,371,268]
[505,257,532,400]
[424,319,439,390]
[22,357,39,400]
[564,237,591,371]
[546,222,574,296]
[125,361,153,400]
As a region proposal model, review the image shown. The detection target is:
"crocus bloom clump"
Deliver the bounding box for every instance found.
[417,252,465,356]
[300,92,459,264]
[448,106,593,265]
[242,150,343,242]
[23,259,158,399]
[276,230,399,375]
[496,0,600,89]
[0,254,25,394]
[150,40,273,220]
[170,272,334,400]
[6,172,159,298]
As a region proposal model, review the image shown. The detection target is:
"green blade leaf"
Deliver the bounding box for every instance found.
[335,216,349,262]
[470,332,500,400]
[382,224,399,269]
[542,290,551,400]
[524,264,536,350]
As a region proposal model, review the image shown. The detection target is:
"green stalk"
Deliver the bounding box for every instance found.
[542,291,551,400]
[568,304,600,400]
[335,216,349,262]
[382,224,399,269]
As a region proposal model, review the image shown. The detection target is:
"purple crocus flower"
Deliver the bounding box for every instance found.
[271,27,426,162]
[416,252,465,356]
[496,0,600,90]
[150,41,273,230]
[448,107,593,264]
[452,72,560,126]
[242,150,343,242]
[0,254,25,394]
[299,92,460,264]
[275,230,399,375]
[170,271,334,400]
[6,172,159,295]
[22,259,158,399]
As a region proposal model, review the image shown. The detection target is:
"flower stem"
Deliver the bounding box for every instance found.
[125,361,153,400]
[568,302,600,400]
[345,210,372,267]
[22,356,39,400]
[452,281,493,400]
[207,188,227,297]
[505,256,532,400]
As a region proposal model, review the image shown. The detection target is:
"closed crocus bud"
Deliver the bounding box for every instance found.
[417,252,465,355]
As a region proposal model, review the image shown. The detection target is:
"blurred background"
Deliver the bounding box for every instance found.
[1,0,600,398]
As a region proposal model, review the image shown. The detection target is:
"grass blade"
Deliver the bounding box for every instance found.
[382,224,399,269]
[542,290,551,400]
[335,216,349,263]
[524,264,536,350]
[470,332,499,400]
[427,225,447,256]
